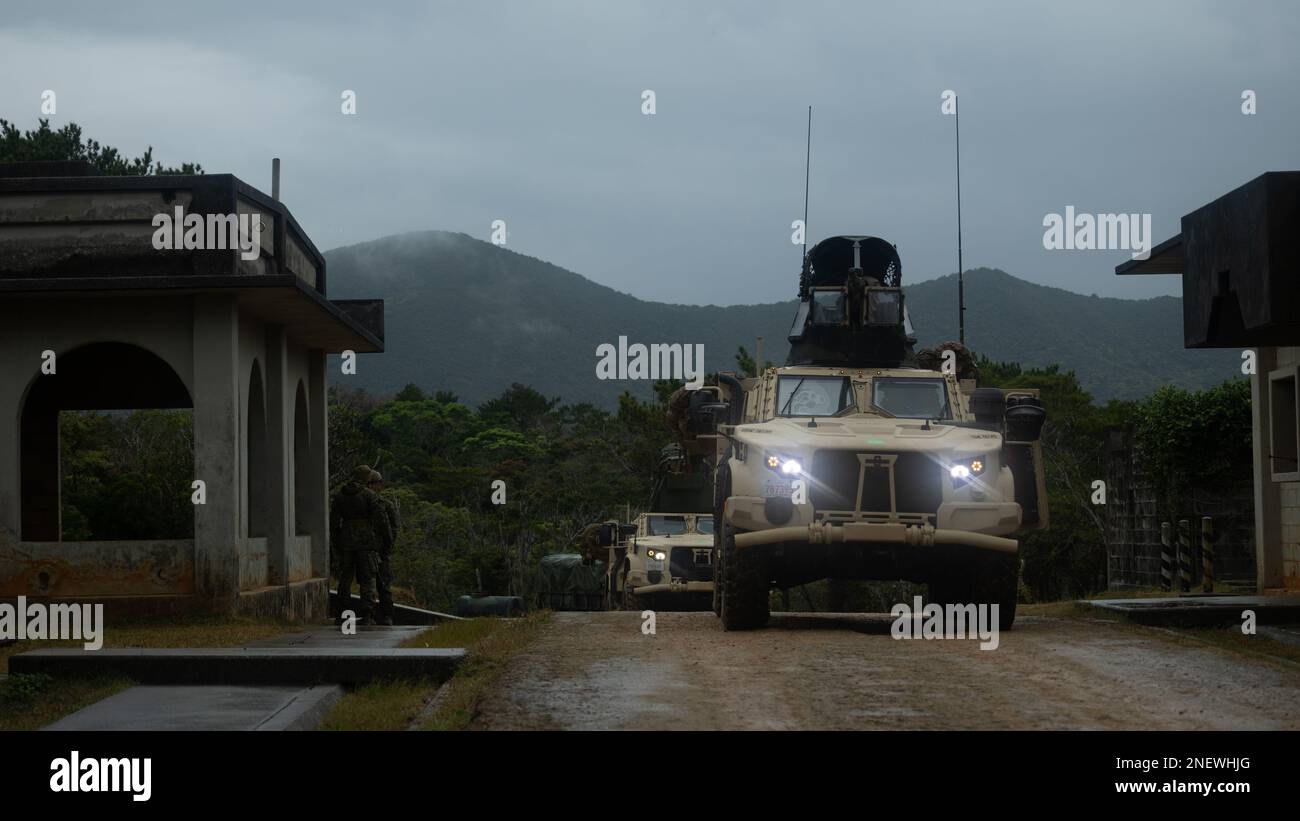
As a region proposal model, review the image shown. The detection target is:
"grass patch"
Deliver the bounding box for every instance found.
[1167,625,1300,667]
[0,673,134,731]
[1020,595,1300,669]
[319,611,552,731]
[1019,600,1097,619]
[0,614,297,730]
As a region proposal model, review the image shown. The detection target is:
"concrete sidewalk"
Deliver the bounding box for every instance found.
[1085,594,1300,626]
[39,624,451,731]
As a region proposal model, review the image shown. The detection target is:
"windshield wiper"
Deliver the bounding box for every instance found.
[779,378,806,416]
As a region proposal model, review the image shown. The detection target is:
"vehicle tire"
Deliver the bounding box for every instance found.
[930,552,1018,632]
[972,552,1019,631]
[720,522,770,630]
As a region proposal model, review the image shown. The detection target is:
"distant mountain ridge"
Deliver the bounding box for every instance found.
[325,231,1238,407]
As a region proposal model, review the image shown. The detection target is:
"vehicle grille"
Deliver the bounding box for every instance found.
[669,546,713,582]
[809,450,943,515]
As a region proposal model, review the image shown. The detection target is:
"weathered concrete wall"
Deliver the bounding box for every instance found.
[0,296,197,520]
[0,540,194,597]
[307,350,330,578]
[264,325,291,586]
[1253,345,1300,591]
[288,535,313,583]
[240,536,268,590]
[1273,346,1300,590]
[192,294,242,612]
[0,295,197,594]
[0,293,330,617]
[236,578,327,621]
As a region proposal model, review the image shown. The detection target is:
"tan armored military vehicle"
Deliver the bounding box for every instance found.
[603,512,715,611]
[687,236,1048,631]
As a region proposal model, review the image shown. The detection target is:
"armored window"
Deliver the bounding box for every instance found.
[872,377,951,420]
[810,290,845,325]
[776,375,855,417]
[646,515,687,536]
[694,516,714,534]
[866,288,903,325]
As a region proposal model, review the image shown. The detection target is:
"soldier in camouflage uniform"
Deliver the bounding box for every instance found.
[331,464,393,625]
[368,469,401,626]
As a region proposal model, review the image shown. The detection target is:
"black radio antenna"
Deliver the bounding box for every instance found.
[802,105,812,261]
[955,94,965,345]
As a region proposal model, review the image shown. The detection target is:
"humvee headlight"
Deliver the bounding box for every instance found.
[765,454,803,476]
[949,455,987,485]
[648,550,666,561]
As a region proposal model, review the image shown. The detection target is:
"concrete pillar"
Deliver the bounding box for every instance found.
[19,403,59,541]
[192,295,242,611]
[0,340,25,542]
[264,326,291,586]
[306,350,330,578]
[1252,346,1283,590]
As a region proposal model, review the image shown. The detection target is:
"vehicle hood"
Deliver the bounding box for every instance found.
[731,416,1001,458]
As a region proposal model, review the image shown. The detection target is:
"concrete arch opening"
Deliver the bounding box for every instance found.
[247,360,269,538]
[293,380,310,537]
[20,342,192,542]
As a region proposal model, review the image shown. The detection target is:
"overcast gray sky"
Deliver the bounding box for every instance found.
[3,1,1297,304]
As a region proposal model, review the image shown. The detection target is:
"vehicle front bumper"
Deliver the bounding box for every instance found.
[725,496,1018,553]
[631,580,714,596]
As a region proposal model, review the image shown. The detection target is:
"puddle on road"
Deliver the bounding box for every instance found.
[502,656,694,730]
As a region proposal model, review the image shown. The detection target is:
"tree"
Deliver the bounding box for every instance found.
[735,345,775,378]
[394,383,427,402]
[0,119,202,174]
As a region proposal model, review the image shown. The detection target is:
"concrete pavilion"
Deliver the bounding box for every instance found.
[0,162,384,619]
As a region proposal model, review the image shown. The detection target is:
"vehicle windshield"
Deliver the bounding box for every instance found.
[872,377,951,419]
[777,375,855,417]
[645,515,687,535]
[694,516,714,534]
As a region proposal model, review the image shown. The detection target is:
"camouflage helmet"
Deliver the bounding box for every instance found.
[369,469,383,484]
[354,464,374,483]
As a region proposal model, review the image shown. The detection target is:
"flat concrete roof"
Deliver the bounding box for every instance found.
[0,170,384,352]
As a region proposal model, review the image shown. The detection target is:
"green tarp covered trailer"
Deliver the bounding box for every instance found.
[538,553,607,611]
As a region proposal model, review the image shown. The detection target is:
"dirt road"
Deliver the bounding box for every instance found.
[472,610,1300,730]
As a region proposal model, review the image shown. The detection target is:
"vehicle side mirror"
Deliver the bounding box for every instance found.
[970,387,1006,431]
[687,390,729,434]
[619,524,638,539]
[1004,395,1046,442]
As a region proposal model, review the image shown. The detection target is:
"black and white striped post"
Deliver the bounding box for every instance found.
[1177,519,1192,593]
[1159,521,1173,592]
[1201,517,1215,593]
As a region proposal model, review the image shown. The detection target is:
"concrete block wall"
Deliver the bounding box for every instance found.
[0,293,329,617]
[1256,345,1300,591]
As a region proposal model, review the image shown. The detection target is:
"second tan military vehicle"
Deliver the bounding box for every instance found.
[603,512,715,611]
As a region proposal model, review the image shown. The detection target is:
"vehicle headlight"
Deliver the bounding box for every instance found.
[648,550,666,561]
[766,453,803,476]
[949,455,986,484]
